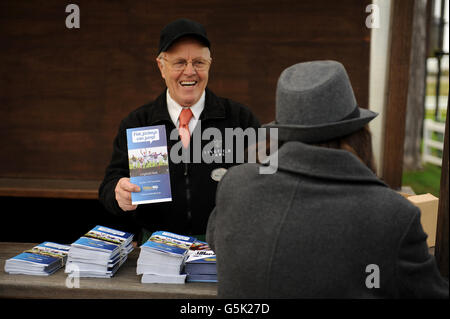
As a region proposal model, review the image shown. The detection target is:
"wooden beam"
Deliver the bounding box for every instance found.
[382,0,415,189]
[435,98,449,278]
[0,178,100,199]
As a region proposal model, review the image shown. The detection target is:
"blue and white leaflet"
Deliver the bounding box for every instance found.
[66,225,134,278]
[4,242,71,276]
[141,231,195,256]
[126,125,172,205]
[137,231,196,284]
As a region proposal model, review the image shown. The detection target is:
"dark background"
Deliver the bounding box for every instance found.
[0,197,138,244]
[0,0,371,243]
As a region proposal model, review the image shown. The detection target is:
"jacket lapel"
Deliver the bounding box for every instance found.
[147,90,173,126]
[200,88,226,121]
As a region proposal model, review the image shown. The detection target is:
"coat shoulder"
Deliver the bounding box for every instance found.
[220,163,261,187]
[366,185,421,218]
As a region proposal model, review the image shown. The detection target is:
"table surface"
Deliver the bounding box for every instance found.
[0,242,218,299]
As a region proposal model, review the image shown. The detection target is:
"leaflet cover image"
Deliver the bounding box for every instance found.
[10,242,70,267]
[85,225,134,247]
[5,242,70,275]
[126,125,172,205]
[142,231,196,256]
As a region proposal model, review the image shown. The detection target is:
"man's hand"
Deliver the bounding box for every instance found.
[115,177,140,211]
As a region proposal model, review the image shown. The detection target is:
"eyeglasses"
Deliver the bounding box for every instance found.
[161,57,211,71]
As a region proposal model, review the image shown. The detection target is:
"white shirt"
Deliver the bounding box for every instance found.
[167,90,205,133]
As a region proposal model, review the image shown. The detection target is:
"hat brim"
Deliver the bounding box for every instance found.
[158,32,210,54]
[263,107,378,143]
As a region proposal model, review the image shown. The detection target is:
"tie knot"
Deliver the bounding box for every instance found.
[179,108,193,127]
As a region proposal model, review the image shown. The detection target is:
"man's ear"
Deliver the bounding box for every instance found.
[156,58,166,79]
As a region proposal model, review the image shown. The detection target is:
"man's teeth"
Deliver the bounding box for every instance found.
[180,81,197,86]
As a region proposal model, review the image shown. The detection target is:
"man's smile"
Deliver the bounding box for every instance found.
[180,80,198,87]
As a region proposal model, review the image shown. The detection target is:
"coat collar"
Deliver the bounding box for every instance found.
[272,141,387,186]
[149,88,226,125]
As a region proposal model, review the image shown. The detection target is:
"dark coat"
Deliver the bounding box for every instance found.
[99,88,260,236]
[206,141,449,298]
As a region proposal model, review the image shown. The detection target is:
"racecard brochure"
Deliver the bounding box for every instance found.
[126,125,172,205]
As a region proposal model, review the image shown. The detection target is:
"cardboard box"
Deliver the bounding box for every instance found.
[400,193,439,247]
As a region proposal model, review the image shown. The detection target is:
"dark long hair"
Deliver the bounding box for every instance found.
[253,125,377,175]
[312,125,377,174]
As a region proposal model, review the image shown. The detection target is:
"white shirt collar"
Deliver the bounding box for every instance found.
[167,90,205,128]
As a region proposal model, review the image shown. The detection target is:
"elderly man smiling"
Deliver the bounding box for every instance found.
[99,19,260,242]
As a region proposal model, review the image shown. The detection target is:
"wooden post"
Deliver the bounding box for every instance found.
[382,0,415,189]
[403,0,428,171]
[435,98,449,278]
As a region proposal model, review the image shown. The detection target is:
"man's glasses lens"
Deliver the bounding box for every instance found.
[166,58,210,71]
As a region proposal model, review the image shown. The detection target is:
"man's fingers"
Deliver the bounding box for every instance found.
[119,178,141,192]
[121,203,138,211]
[117,189,132,202]
[115,177,140,212]
[116,188,138,211]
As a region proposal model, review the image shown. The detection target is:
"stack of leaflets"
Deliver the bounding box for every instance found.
[4,242,70,276]
[137,231,195,284]
[65,225,134,278]
[183,241,217,283]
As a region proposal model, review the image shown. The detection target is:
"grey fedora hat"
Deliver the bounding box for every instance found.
[264,60,378,143]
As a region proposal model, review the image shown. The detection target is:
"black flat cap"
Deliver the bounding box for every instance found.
[158,18,210,55]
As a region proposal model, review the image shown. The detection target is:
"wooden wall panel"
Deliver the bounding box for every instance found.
[0,0,371,182]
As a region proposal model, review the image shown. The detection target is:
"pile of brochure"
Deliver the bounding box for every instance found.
[65,225,134,278]
[4,242,70,276]
[183,241,217,283]
[137,231,195,284]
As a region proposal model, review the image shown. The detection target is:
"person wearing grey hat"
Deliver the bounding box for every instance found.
[99,18,260,242]
[206,60,448,298]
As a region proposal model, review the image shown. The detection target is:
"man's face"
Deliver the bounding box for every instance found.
[157,38,211,107]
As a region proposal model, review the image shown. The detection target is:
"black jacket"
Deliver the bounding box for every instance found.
[99,88,260,236]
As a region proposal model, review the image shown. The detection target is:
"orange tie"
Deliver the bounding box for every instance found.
[179,108,193,148]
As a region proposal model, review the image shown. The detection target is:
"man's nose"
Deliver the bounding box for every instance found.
[183,61,196,75]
